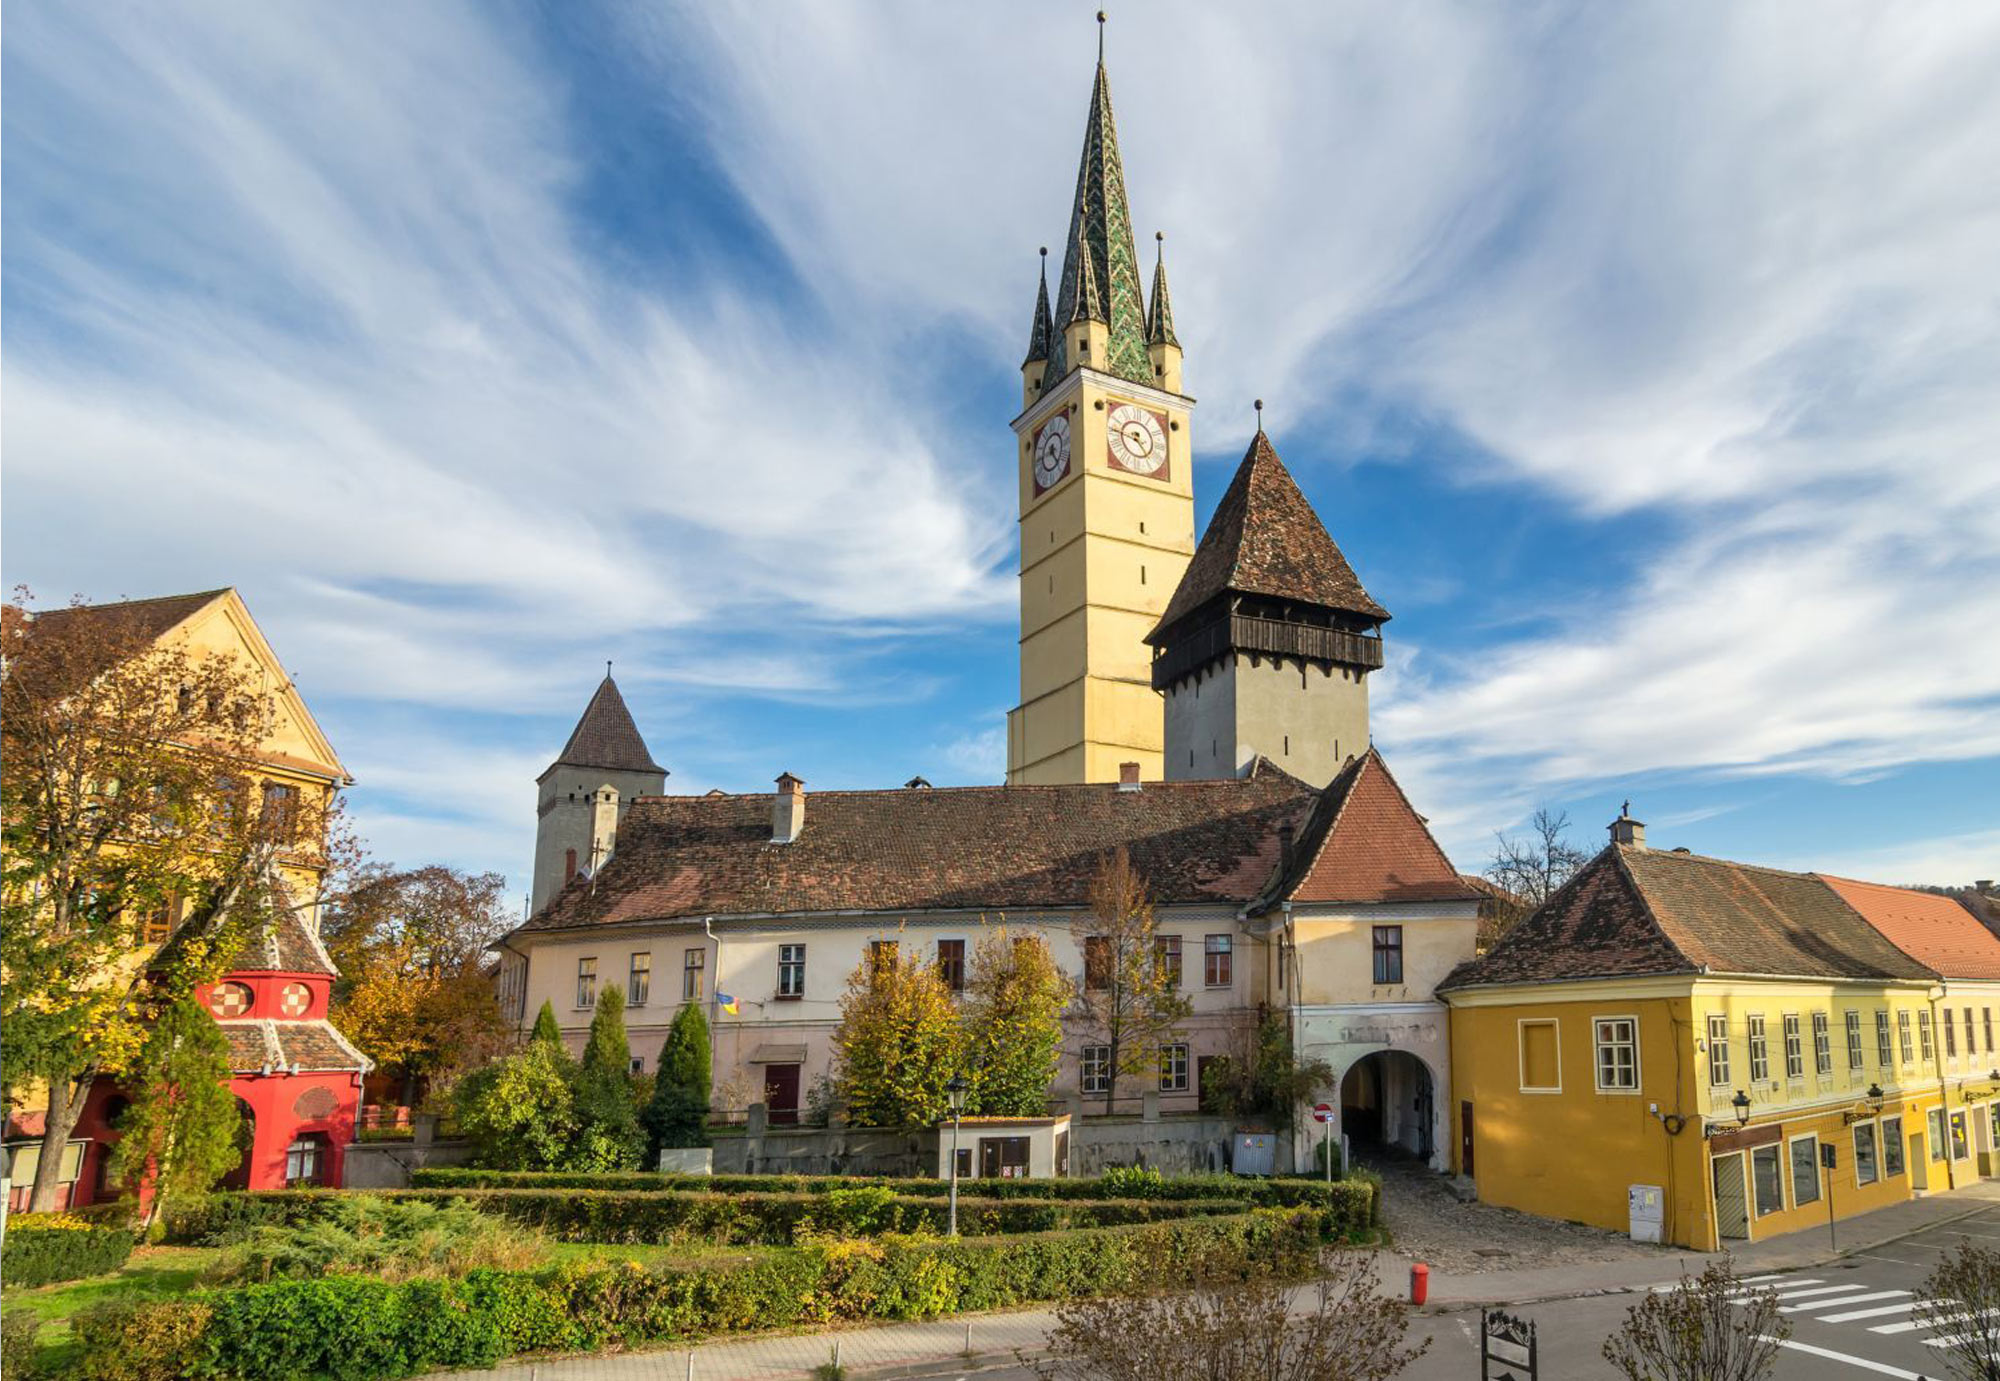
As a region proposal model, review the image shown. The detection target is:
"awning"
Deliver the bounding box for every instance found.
[748,1044,807,1064]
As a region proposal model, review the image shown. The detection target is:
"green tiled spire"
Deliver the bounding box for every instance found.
[1023,247,1054,367]
[1147,232,1178,348]
[1042,59,1153,390]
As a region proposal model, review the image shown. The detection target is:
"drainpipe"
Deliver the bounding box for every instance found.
[1283,899,1306,1172]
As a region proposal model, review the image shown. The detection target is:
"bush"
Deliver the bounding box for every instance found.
[1,1213,137,1287]
[73,1209,1333,1380]
[205,1195,540,1284]
[2,1312,42,1378]
[1098,1166,1166,1199]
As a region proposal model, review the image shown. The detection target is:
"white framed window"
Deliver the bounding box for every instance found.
[1899,1010,1914,1065]
[1783,1014,1803,1080]
[576,956,597,1009]
[1593,1016,1639,1092]
[1080,1045,1111,1095]
[1748,1014,1770,1083]
[1920,1011,1935,1062]
[1854,1123,1879,1185]
[1159,1043,1189,1093]
[682,947,705,1002]
[1519,1019,1562,1093]
[1883,1115,1905,1177]
[1847,1010,1865,1071]
[1752,1144,1784,1216]
[777,943,807,999]
[1706,1015,1730,1087]
[1789,1134,1820,1207]
[1812,1011,1831,1075]
[627,952,651,1007]
[1876,1011,1893,1069]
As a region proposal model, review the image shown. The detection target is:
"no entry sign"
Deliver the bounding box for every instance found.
[1311,1102,1335,1123]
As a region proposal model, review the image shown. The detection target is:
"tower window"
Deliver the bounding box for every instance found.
[1140,565,1146,585]
[1284,735,1290,756]
[1139,521,1146,534]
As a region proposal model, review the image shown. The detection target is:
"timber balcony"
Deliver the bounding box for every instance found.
[1151,613,1385,690]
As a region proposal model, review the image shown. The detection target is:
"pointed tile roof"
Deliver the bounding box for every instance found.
[1066,234,1104,325]
[549,675,665,777]
[1252,750,1480,910]
[1147,237,1178,348]
[1149,432,1389,644]
[1041,61,1152,390]
[1023,251,1055,367]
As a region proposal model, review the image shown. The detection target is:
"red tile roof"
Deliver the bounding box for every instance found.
[547,675,665,777]
[1820,875,2000,981]
[219,1020,370,1073]
[1256,750,1481,909]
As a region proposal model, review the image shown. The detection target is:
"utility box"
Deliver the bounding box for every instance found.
[1628,1184,1664,1243]
[1232,1133,1275,1176]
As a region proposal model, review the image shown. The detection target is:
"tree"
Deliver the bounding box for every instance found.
[1603,1259,1789,1381]
[2,591,320,1211]
[452,1040,578,1171]
[1916,1241,2000,1381]
[1071,850,1190,1113]
[643,1002,712,1158]
[831,940,966,1128]
[105,996,245,1229]
[1483,807,1589,945]
[321,864,513,1104]
[962,930,1069,1117]
[571,984,643,1170]
[1035,1248,1428,1381]
[1201,1008,1334,1130]
[529,999,563,1048]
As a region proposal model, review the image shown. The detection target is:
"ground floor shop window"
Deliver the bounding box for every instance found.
[1882,1116,1905,1176]
[1854,1124,1879,1184]
[1789,1135,1820,1206]
[1752,1144,1785,1216]
[1952,1110,1971,1160]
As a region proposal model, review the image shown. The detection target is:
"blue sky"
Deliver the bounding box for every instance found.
[5,2,1997,909]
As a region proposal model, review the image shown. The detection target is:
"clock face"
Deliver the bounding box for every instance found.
[1033,413,1072,493]
[1106,403,1169,478]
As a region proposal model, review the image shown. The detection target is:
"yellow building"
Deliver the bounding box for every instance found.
[1439,811,1983,1251]
[1007,51,1196,785]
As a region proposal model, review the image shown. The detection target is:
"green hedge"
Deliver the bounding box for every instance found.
[158,1187,1274,1247]
[73,1208,1332,1380]
[1,1215,137,1288]
[410,1167,1366,1210]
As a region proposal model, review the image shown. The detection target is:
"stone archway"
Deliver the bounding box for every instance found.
[1340,1050,1436,1163]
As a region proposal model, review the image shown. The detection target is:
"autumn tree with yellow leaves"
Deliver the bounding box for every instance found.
[962,930,1070,1117]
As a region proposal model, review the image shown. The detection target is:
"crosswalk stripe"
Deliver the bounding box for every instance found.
[1768,1285,1871,1302]
[1783,1291,1912,1315]
[1814,1296,1918,1321]
[1873,1311,1975,1335]
[1725,1278,1821,1297]
[1766,1337,1927,1379]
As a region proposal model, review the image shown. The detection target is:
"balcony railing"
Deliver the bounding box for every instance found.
[1153,613,1385,690]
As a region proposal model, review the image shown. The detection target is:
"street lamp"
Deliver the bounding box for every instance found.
[1844,1085,1886,1126]
[1731,1089,1752,1126]
[945,1075,969,1237]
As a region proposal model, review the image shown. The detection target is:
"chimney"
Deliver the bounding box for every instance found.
[772,772,806,843]
[1117,761,1142,793]
[1978,881,1996,894]
[589,786,621,871]
[1609,801,1646,850]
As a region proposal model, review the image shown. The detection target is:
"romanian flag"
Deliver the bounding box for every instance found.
[716,993,739,1016]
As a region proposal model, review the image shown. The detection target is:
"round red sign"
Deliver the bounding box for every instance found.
[1311,1103,1335,1123]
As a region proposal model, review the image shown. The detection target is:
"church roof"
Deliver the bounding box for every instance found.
[549,674,665,777]
[1149,432,1389,644]
[218,1019,371,1074]
[224,906,338,977]
[1041,60,1153,390]
[1023,251,1055,367]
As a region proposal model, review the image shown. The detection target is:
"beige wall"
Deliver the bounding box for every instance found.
[1164,653,1370,787]
[1291,904,1478,1009]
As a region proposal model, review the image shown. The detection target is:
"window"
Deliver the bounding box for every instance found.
[1706,1015,1731,1087]
[1204,934,1233,988]
[1899,1010,1914,1065]
[1783,1015,1803,1080]
[1594,1017,1639,1091]
[1789,1136,1820,1206]
[136,896,182,945]
[869,939,899,974]
[1084,936,1112,991]
[1987,1008,1995,1055]
[1372,926,1405,985]
[1921,1011,1935,1062]
[1752,1144,1784,1216]
[1883,1115,1905,1177]
[1520,1020,1561,1092]
[285,1134,329,1187]
[1160,1043,1189,1092]
[1748,1015,1770,1083]
[1967,1009,1979,1062]
[1812,1012,1831,1075]
[1154,935,1183,989]
[1952,1111,1971,1160]
[1877,1011,1893,1069]
[260,783,299,841]
[1854,1124,1879,1185]
[629,1057,644,1074]
[777,943,806,999]
[1930,1107,1948,1155]
[1080,1045,1111,1095]
[1846,1010,1864,1071]
[575,957,597,1008]
[682,947,705,1002]
[1946,1008,1958,1058]
[627,953,651,1007]
[937,939,966,993]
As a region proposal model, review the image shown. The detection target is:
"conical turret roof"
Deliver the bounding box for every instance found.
[549,674,665,776]
[1023,252,1055,367]
[1041,60,1152,389]
[1147,237,1178,348]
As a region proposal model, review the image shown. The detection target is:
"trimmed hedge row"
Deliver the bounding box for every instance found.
[73,1208,1333,1380]
[1,1214,137,1288]
[410,1167,1367,1211]
[158,1187,1272,1247]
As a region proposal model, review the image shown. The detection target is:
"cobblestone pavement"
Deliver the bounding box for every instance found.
[1364,1153,1675,1274]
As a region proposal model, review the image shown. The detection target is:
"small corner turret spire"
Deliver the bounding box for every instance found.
[1067,234,1105,325]
[1146,231,1179,348]
[1023,246,1054,368]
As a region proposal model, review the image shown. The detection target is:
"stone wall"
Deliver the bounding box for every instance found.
[340,1138,473,1190]
[1071,1113,1237,1175]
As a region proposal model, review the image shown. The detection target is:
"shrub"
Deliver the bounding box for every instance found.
[452,1039,580,1171]
[71,1297,214,1381]
[644,1002,712,1156]
[1,1213,137,1287]
[205,1196,540,1284]
[2,1312,42,1379]
[1098,1166,1166,1199]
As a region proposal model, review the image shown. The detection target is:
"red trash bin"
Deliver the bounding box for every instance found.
[1409,1262,1429,1305]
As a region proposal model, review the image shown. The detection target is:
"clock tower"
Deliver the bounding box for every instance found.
[1006,38,1195,785]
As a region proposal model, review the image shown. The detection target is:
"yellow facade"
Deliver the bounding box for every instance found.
[1446,975,1976,1250]
[1008,367,1194,784]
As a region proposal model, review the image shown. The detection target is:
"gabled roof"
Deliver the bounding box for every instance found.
[31,589,232,648]
[1040,60,1153,389]
[546,674,665,777]
[521,762,1318,933]
[218,1019,371,1074]
[1253,750,1479,911]
[1148,432,1389,644]
[1440,846,1937,992]
[224,906,338,978]
[1821,875,2000,981]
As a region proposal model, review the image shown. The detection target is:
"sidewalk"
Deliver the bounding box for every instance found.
[433,1180,2000,1381]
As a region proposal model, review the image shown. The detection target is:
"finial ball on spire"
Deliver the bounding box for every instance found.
[1097,10,1106,23]
[1040,245,1048,258]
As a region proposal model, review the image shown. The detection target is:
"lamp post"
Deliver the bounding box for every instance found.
[945,1075,969,1237]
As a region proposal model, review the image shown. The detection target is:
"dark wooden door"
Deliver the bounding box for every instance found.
[980,1136,1030,1178]
[763,1064,801,1125]
[1460,1100,1475,1176]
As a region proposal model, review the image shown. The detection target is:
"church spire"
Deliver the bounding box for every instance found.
[1023,246,1054,368]
[1041,33,1151,389]
[1146,231,1178,347]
